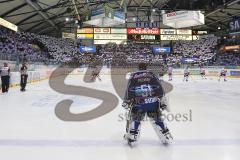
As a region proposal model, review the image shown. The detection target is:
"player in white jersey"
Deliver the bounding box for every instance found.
[158,65,165,81]
[218,68,227,82]
[183,66,190,82]
[168,66,173,81]
[200,67,207,80]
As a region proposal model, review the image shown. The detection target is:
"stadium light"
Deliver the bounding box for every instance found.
[161,10,166,14]
[132,17,136,21]
[0,17,18,32]
[66,17,70,22]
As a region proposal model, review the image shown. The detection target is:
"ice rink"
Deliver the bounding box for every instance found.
[0,73,240,160]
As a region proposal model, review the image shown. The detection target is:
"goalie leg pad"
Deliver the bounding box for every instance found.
[125,120,141,142]
[150,118,173,144]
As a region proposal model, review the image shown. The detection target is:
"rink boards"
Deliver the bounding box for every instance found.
[0,66,240,89]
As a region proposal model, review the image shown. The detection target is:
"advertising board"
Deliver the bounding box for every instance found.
[80,46,96,53]
[94,28,111,34]
[94,34,127,40]
[127,28,160,35]
[161,35,192,40]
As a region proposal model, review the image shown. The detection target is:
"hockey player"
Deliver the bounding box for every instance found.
[168,66,173,81]
[91,66,101,81]
[183,66,190,82]
[122,63,173,145]
[200,66,207,80]
[218,67,227,82]
[0,62,10,93]
[158,65,165,81]
[20,62,28,92]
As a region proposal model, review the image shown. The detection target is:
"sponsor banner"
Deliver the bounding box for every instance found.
[229,18,240,31]
[161,35,192,40]
[160,29,176,35]
[163,11,204,28]
[136,22,158,28]
[127,35,160,41]
[80,46,96,53]
[113,17,125,23]
[189,69,200,75]
[229,31,240,36]
[140,35,156,40]
[94,39,126,44]
[173,70,183,75]
[94,34,127,40]
[136,22,142,28]
[77,28,94,34]
[77,34,93,39]
[181,58,198,63]
[177,29,192,35]
[230,70,240,77]
[166,12,178,17]
[114,10,125,20]
[207,70,219,76]
[91,12,105,20]
[111,28,127,34]
[91,7,105,17]
[192,30,208,35]
[94,28,111,34]
[144,22,158,28]
[127,28,160,35]
[62,32,75,39]
[192,35,200,40]
[0,17,18,32]
[224,45,240,50]
[131,41,159,44]
[164,11,190,20]
[225,66,239,69]
[152,47,171,53]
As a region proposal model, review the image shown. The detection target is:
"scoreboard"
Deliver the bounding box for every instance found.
[127,28,160,44]
[127,35,160,40]
[76,27,207,44]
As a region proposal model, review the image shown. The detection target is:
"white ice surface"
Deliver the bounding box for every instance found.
[0,74,240,160]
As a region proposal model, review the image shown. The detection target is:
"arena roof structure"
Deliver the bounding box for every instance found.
[0,0,240,37]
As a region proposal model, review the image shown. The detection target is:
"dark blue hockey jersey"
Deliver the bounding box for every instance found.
[124,70,164,106]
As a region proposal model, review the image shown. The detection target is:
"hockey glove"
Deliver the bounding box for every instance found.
[122,99,133,110]
[159,96,168,111]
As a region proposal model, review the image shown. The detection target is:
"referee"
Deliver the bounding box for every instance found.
[20,62,28,92]
[0,62,10,93]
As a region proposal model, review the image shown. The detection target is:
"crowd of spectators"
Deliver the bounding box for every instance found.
[1,27,239,66]
[0,27,48,63]
[214,35,240,66]
[173,35,218,65]
[98,43,164,67]
[23,32,80,64]
[214,51,240,66]
[97,35,219,67]
[0,27,80,64]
